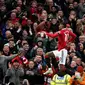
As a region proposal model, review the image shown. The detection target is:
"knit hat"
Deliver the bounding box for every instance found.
[77,66,83,73]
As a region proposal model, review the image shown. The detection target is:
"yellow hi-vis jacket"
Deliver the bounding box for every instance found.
[50,74,71,85]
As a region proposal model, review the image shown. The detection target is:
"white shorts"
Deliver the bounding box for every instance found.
[52,49,68,65]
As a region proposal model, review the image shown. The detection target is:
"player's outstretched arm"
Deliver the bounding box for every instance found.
[46,31,59,38]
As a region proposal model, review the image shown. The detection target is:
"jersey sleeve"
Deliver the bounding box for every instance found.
[68,31,76,42]
[46,32,59,38]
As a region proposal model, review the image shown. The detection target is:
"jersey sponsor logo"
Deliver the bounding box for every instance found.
[57,76,64,80]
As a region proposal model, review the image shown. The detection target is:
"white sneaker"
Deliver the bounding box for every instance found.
[43,68,53,75]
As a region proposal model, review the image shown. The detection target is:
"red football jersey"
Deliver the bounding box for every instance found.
[46,28,76,51]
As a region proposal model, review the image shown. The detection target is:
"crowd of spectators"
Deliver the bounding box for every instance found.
[0,0,85,85]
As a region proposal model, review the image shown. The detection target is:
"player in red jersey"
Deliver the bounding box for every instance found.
[43,24,76,74]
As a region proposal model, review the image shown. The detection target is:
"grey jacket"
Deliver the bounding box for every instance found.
[0,54,18,75]
[5,67,24,85]
[78,3,85,18]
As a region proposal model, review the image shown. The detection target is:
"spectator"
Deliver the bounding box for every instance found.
[11,21,22,41]
[68,42,81,58]
[48,6,58,19]
[73,1,79,17]
[76,19,83,36]
[0,52,20,79]
[34,55,46,73]
[78,35,85,44]
[0,5,8,23]
[78,0,85,18]
[76,58,83,66]
[4,30,14,44]
[22,43,31,60]
[4,60,24,85]
[17,0,23,7]
[12,48,29,67]
[77,43,85,62]
[40,10,48,21]
[56,10,68,24]
[2,45,11,56]
[29,0,38,22]
[21,27,34,47]
[5,20,14,31]
[46,32,57,52]
[70,66,85,85]
[44,0,54,13]
[36,48,45,57]
[70,61,77,73]
[9,12,19,24]
[49,18,59,33]
[1,0,85,84]
[24,60,38,76]
[21,40,28,46]
[16,6,23,18]
[50,64,71,85]
[68,10,77,33]
[31,37,46,56]
[24,60,38,85]
[9,40,19,54]
[37,3,44,17]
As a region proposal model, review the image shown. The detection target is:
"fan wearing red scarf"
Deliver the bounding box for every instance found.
[43,24,76,75]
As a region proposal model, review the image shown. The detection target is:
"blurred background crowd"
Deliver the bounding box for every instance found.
[0,0,85,85]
